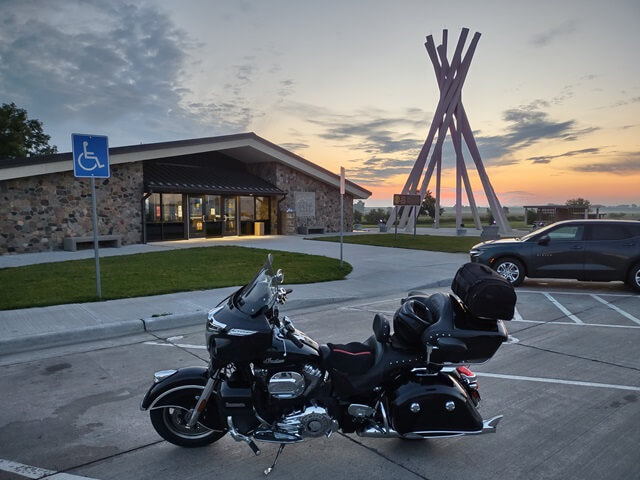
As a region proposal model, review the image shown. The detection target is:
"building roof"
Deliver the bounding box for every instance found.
[144,161,284,195]
[0,132,371,199]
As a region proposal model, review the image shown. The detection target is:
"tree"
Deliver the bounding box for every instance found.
[565,198,591,208]
[363,208,389,224]
[353,209,363,224]
[0,103,57,158]
[419,190,444,219]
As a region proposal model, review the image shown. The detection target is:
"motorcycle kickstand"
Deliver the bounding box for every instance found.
[264,443,286,476]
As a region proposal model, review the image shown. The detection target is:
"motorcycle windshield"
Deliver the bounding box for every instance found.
[236,254,278,315]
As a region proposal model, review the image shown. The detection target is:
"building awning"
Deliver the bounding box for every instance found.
[144,162,285,196]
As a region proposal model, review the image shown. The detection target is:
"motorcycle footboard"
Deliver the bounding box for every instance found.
[402,415,503,439]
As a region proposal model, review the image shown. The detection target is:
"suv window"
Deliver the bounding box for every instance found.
[587,224,633,241]
[547,225,583,241]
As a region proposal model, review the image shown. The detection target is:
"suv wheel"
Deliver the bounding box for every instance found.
[629,263,640,293]
[494,258,525,286]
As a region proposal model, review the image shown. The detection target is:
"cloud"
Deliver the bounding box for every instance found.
[281,96,598,184]
[279,141,309,152]
[473,103,597,165]
[346,156,416,184]
[573,153,640,174]
[529,20,578,47]
[528,147,601,164]
[0,1,257,145]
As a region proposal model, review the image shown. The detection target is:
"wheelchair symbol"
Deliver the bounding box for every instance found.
[77,141,105,171]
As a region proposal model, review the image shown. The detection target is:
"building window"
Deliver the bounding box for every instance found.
[256,196,270,221]
[163,193,183,222]
[205,195,222,221]
[240,196,255,221]
[145,193,161,222]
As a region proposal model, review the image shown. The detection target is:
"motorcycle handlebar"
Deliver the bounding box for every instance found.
[285,329,304,349]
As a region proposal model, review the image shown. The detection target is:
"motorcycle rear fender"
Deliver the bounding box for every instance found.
[140,366,208,411]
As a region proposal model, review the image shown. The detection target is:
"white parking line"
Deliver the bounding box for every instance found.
[590,294,640,326]
[541,292,584,324]
[511,318,640,329]
[475,372,640,392]
[0,459,98,479]
[144,341,206,349]
[513,307,524,322]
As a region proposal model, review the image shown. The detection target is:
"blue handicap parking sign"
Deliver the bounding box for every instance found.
[72,134,110,178]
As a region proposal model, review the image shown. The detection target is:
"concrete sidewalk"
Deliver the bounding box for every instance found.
[0,233,470,355]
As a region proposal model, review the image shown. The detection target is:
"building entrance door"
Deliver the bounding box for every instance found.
[223,196,237,235]
[188,196,205,237]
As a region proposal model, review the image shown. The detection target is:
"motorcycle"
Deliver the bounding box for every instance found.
[141,255,515,475]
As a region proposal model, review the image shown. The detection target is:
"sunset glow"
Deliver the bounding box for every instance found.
[2,1,639,207]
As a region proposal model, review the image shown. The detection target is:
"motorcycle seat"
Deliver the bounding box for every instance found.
[321,314,390,375]
[322,314,422,397]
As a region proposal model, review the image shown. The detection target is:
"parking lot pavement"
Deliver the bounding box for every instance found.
[1,283,638,480]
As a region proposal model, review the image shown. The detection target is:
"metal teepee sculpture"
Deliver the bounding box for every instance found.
[388,28,511,234]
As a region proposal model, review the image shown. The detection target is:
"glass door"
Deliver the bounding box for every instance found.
[223,196,237,235]
[188,196,205,237]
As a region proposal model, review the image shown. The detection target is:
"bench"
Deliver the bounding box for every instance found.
[63,235,122,252]
[297,226,326,235]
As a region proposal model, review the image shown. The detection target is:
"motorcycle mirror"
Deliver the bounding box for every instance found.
[275,269,284,283]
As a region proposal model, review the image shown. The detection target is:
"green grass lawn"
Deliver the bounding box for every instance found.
[0,246,352,310]
[310,233,481,253]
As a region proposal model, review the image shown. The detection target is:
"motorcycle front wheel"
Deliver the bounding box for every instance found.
[149,390,227,447]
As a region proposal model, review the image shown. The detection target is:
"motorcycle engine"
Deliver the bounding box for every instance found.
[266,364,323,399]
[277,405,337,438]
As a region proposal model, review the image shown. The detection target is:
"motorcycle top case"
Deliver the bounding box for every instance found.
[451,263,516,320]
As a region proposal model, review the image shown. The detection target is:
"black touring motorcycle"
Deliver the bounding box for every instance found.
[141,255,516,474]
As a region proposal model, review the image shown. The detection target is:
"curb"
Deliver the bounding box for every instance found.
[0,320,145,356]
[0,283,452,356]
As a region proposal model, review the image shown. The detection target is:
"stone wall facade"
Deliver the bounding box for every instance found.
[1,163,143,254]
[248,162,354,233]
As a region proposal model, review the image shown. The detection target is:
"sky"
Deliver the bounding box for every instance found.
[1,0,639,207]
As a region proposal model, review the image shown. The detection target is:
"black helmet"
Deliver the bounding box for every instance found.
[393,298,434,345]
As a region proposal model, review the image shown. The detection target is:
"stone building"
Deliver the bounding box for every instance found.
[0,133,370,254]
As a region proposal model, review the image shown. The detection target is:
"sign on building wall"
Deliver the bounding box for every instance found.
[295,192,315,218]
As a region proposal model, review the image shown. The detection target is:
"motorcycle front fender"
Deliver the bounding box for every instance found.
[140,366,208,411]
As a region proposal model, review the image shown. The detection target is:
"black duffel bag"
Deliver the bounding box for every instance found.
[451,263,516,320]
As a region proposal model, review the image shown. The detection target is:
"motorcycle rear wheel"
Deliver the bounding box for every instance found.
[149,390,226,447]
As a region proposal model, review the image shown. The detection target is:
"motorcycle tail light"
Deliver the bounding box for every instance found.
[456,366,479,391]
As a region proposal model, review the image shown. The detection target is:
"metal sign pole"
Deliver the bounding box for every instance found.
[339,192,343,268]
[395,206,398,240]
[414,206,417,239]
[72,133,109,300]
[339,167,345,269]
[90,177,102,299]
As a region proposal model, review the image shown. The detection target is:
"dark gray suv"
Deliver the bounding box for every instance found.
[469,220,640,291]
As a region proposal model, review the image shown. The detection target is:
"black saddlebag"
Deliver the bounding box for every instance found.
[390,374,483,435]
[451,262,516,320]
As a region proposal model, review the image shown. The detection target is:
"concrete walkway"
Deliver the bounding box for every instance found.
[0,230,484,355]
